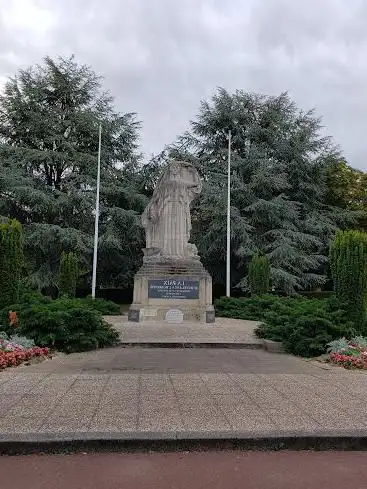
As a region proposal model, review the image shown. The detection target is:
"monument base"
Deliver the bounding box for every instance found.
[129,258,215,324]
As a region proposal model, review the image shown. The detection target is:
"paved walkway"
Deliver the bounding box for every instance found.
[105,317,261,346]
[3,451,367,489]
[20,347,322,374]
[0,345,366,439]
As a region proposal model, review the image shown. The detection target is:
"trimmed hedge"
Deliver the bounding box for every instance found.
[59,252,79,298]
[0,219,24,309]
[248,252,270,296]
[330,230,367,330]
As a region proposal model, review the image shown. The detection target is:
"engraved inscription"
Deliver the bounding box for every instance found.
[148,279,199,299]
[165,309,184,323]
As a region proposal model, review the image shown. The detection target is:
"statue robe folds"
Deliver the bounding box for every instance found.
[142,161,202,260]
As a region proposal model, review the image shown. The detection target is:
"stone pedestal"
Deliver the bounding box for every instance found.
[129,159,214,324]
[129,258,215,323]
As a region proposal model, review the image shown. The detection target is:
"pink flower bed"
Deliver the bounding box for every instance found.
[329,339,367,369]
[329,351,367,369]
[0,339,50,370]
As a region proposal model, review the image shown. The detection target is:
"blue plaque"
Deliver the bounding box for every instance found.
[148,279,199,299]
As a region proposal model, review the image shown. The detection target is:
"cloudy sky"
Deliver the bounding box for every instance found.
[1,0,367,169]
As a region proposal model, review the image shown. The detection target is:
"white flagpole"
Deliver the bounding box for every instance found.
[92,123,102,299]
[226,130,231,297]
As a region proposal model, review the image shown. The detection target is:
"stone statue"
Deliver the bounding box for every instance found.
[142,160,202,260]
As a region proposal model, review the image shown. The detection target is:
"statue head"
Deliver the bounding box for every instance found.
[169,161,181,178]
[165,160,201,188]
[149,160,202,201]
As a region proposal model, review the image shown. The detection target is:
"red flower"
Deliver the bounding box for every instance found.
[0,344,50,370]
[330,351,366,369]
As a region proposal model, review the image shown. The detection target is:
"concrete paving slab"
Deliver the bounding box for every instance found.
[105,316,262,347]
[0,342,367,449]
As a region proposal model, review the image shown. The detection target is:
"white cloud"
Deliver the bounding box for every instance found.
[0,0,367,169]
[2,0,56,41]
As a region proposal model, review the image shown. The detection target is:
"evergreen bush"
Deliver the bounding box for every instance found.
[215,295,279,321]
[330,230,367,330]
[0,219,24,309]
[216,294,354,357]
[248,252,270,296]
[77,296,121,315]
[0,292,120,342]
[59,252,79,298]
[17,303,119,353]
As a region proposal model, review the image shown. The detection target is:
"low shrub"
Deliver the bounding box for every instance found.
[259,298,355,357]
[326,337,349,353]
[216,294,355,358]
[0,292,120,336]
[215,295,280,321]
[283,317,350,357]
[0,290,120,353]
[350,336,367,349]
[76,296,121,315]
[18,290,120,315]
[16,303,119,353]
[299,291,334,299]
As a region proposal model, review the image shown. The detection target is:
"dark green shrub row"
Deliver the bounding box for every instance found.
[298,291,334,299]
[256,296,356,357]
[16,304,118,353]
[215,295,357,357]
[14,290,121,315]
[215,295,280,321]
[0,292,120,353]
[69,295,121,316]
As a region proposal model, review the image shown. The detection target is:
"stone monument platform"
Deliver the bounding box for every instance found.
[128,159,215,324]
[107,316,260,346]
[129,258,214,323]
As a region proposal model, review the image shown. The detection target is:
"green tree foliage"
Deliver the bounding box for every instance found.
[330,230,367,330]
[248,252,270,295]
[58,251,78,297]
[171,89,354,294]
[326,160,367,230]
[0,56,146,289]
[0,218,24,308]
[326,160,366,210]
